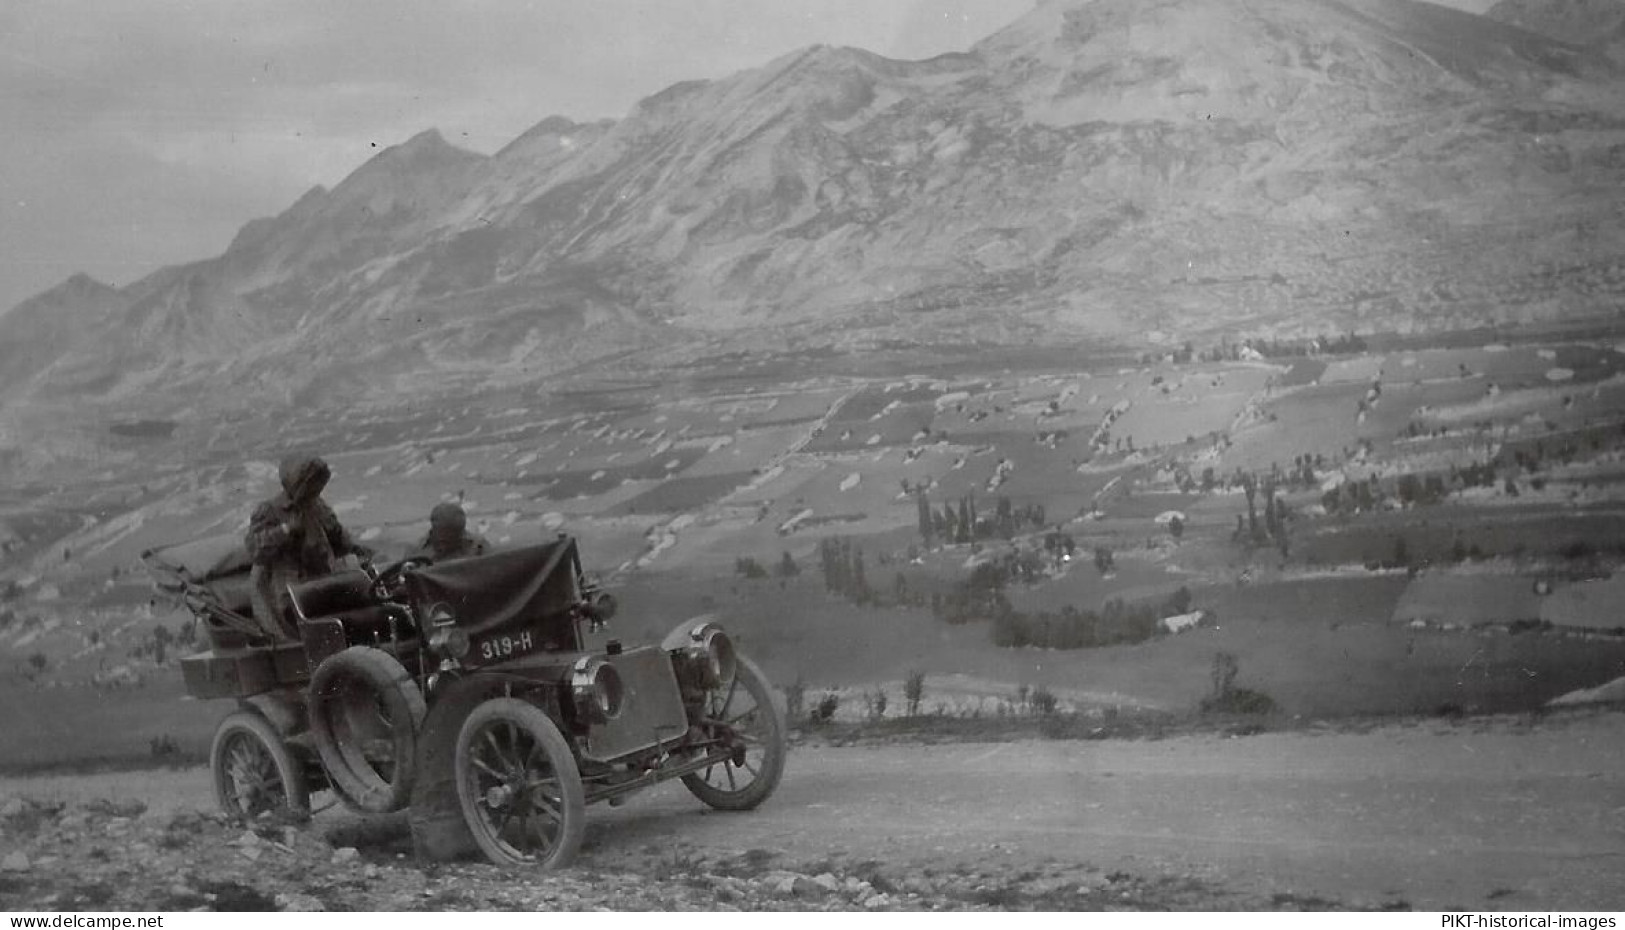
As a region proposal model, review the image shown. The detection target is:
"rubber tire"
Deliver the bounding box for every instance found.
[454,698,586,870]
[210,710,311,823]
[681,655,787,812]
[308,646,427,814]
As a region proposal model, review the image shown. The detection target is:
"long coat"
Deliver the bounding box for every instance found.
[244,459,362,640]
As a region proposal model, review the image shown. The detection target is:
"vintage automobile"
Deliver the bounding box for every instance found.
[143,532,785,869]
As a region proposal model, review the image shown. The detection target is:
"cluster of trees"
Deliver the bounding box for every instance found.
[1396,473,1450,507]
[1041,531,1078,564]
[1322,460,1508,517]
[1193,332,1369,363]
[735,552,800,580]
[916,492,1045,546]
[990,602,1157,650]
[816,537,875,604]
[1321,477,1383,515]
[1233,472,1291,556]
[931,561,1015,624]
[929,551,1196,652]
[1191,455,1324,499]
[1402,421,1456,441]
[811,537,937,610]
[127,621,195,665]
[1504,437,1592,474]
[991,588,1194,651]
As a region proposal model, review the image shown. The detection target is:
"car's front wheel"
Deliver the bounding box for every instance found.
[453,697,586,870]
[681,655,786,811]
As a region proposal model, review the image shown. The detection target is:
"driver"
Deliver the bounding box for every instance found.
[245,455,372,640]
[409,502,490,562]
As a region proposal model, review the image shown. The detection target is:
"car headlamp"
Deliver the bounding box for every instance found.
[425,605,469,659]
[571,656,624,722]
[428,626,470,659]
[684,622,737,691]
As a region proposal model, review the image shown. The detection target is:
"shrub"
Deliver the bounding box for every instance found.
[1165,586,1193,615]
[862,689,889,721]
[1209,651,1238,698]
[1205,688,1277,715]
[1031,686,1059,716]
[1093,547,1115,575]
[811,691,840,725]
[1200,651,1276,715]
[776,551,800,578]
[904,670,925,716]
[784,676,806,725]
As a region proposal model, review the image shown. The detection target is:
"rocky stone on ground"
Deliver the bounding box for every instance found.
[0,793,1336,911]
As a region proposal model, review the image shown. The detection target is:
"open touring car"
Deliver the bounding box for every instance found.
[143,533,786,868]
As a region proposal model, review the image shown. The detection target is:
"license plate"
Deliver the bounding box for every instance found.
[477,631,535,661]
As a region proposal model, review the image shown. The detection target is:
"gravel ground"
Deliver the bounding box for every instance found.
[4,709,1623,911]
[0,798,1250,911]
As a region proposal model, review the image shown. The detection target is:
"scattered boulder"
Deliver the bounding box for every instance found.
[2,851,29,872]
[331,847,361,865]
[274,892,326,912]
[862,892,892,909]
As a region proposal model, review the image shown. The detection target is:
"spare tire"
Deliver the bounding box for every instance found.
[308,646,427,814]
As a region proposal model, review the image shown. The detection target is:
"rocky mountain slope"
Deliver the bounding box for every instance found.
[5,0,1625,417]
[1487,0,1625,60]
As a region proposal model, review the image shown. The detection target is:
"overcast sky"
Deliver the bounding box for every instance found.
[0,0,1496,315]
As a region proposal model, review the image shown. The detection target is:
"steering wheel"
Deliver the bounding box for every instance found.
[359,556,428,598]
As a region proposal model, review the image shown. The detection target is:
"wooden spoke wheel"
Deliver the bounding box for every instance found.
[454,698,585,870]
[681,655,786,811]
[210,710,310,823]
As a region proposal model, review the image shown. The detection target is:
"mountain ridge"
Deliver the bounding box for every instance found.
[1487,0,1625,52]
[5,0,1625,418]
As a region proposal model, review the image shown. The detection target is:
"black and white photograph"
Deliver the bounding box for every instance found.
[2,0,1624,915]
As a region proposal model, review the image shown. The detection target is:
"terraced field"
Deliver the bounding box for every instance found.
[5,334,1625,773]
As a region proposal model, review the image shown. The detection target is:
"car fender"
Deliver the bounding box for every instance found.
[241,692,305,738]
[660,614,725,651]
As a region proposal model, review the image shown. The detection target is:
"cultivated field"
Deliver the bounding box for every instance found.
[5,328,1625,769]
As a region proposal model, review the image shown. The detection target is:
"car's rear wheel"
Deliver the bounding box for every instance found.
[454,698,585,870]
[308,646,426,814]
[210,710,310,823]
[681,655,785,811]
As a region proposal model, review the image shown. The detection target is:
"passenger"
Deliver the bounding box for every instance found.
[245,455,372,640]
[410,502,490,562]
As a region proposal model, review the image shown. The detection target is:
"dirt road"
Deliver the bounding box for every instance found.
[5,711,1623,910]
